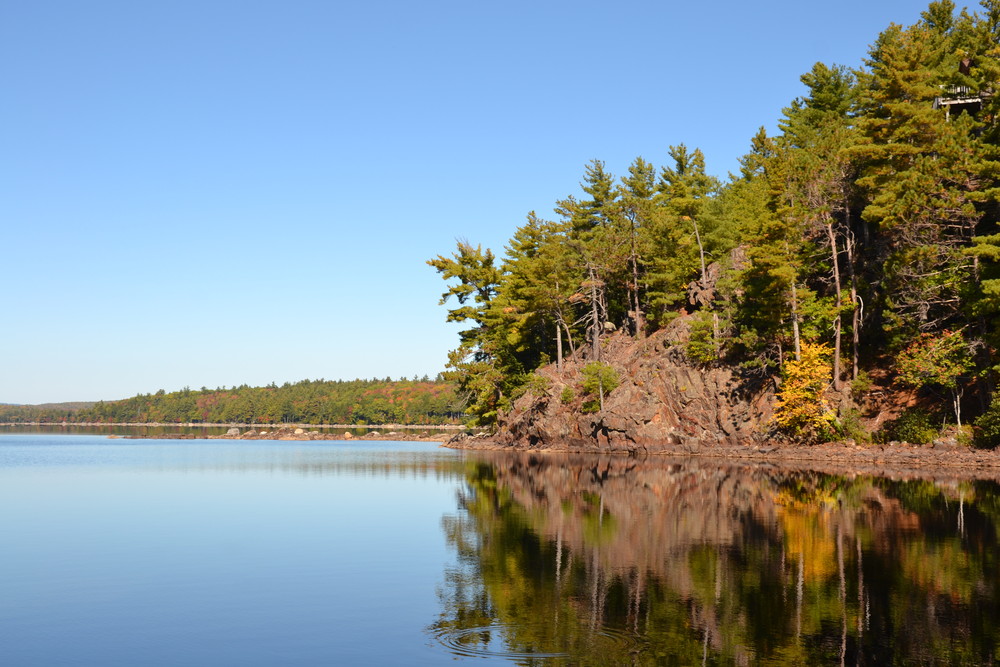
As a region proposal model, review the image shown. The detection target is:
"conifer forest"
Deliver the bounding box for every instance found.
[430,1,1000,445]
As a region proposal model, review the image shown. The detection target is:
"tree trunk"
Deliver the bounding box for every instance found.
[555,307,576,359]
[589,263,601,362]
[790,280,802,362]
[785,241,802,362]
[713,312,721,357]
[629,215,645,339]
[562,317,577,357]
[844,230,860,382]
[953,387,963,428]
[826,220,844,390]
[692,217,708,285]
[631,249,644,339]
[556,320,563,371]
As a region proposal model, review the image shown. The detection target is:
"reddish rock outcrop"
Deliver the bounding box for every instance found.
[489,315,775,452]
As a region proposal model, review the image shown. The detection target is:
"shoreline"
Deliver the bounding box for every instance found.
[0,421,468,430]
[8,422,1000,477]
[444,437,1000,478]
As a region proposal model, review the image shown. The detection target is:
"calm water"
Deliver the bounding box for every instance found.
[2,435,998,665]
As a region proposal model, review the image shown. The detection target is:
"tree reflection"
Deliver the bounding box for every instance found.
[432,453,1000,665]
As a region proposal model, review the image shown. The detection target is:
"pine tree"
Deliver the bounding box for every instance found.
[644,145,720,325]
[853,6,994,345]
[428,242,522,426]
[499,213,581,371]
[778,62,861,387]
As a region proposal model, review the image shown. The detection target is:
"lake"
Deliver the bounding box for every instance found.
[1,434,998,665]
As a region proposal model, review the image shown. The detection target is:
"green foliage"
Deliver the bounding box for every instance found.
[427,2,1000,432]
[895,330,972,391]
[72,378,461,426]
[850,370,873,399]
[523,374,551,398]
[559,385,576,405]
[882,408,938,445]
[645,145,727,324]
[835,407,872,444]
[973,396,1000,449]
[576,362,620,414]
[685,311,719,364]
[0,402,95,423]
[895,330,973,425]
[580,362,619,396]
[428,240,525,427]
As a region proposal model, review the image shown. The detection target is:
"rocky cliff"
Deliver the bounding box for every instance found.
[488,315,776,453]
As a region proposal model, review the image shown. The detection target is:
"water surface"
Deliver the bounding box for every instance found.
[2,435,998,664]
[0,435,462,665]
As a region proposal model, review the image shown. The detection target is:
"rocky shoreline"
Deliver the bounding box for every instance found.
[108,423,1000,478]
[119,425,453,443]
[444,433,1000,477]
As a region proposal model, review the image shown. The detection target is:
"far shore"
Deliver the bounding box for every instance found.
[8,423,1000,478]
[0,421,469,430]
[0,422,471,443]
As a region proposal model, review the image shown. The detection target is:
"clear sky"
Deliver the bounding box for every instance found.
[2,0,936,404]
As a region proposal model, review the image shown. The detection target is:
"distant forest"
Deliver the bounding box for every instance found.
[430,1,1000,442]
[0,379,464,425]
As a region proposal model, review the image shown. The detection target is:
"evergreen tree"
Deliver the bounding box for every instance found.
[428,241,522,426]
[498,213,581,371]
[645,145,720,325]
[854,6,996,346]
[779,63,862,386]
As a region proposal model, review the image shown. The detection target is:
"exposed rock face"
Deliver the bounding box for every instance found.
[491,315,775,452]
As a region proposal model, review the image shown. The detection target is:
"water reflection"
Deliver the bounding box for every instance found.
[0,423,445,438]
[434,453,1000,665]
[0,435,463,479]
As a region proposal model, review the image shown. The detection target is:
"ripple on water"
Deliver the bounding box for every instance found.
[432,622,645,661]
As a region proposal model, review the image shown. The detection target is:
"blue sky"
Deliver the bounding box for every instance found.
[2,0,934,404]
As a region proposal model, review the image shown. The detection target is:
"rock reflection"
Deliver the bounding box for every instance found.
[434,452,1000,665]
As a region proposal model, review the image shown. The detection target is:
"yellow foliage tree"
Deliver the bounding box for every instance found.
[773,342,835,439]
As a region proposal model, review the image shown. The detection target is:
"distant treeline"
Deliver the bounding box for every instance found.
[1,379,465,425]
[0,402,95,424]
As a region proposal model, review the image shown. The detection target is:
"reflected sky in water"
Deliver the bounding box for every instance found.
[0,435,463,666]
[3,435,999,665]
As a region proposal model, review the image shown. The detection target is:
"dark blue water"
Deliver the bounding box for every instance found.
[0,435,464,666]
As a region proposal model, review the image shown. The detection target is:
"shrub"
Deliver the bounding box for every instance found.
[580,362,619,396]
[579,362,619,414]
[685,312,718,364]
[773,342,835,438]
[560,386,576,405]
[525,374,551,397]
[836,407,871,444]
[974,397,1000,449]
[883,408,937,444]
[895,330,973,426]
[850,370,873,399]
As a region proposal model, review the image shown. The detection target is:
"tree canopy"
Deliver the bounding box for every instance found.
[431,1,1000,439]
